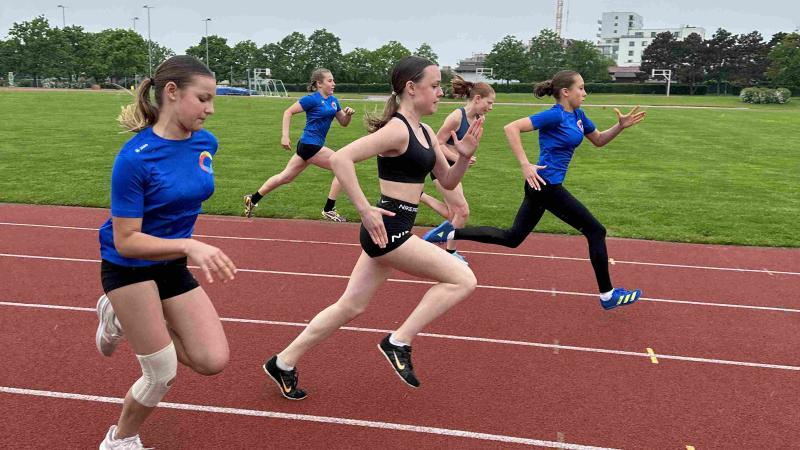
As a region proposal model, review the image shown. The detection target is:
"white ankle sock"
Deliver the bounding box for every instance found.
[276,355,294,371]
[389,334,410,347]
[600,290,614,301]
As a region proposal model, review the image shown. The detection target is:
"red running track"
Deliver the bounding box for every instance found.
[1,203,799,449]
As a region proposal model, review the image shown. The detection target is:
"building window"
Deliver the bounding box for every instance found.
[628,51,634,56]
[651,32,656,37]
[614,22,618,27]
[635,32,643,37]
[629,41,635,46]
[642,41,647,46]
[629,22,634,27]
[615,16,618,19]
[613,46,619,51]
[614,30,617,34]
[628,59,633,63]
[629,15,634,20]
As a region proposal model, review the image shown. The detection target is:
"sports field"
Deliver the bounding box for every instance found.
[1,89,797,247]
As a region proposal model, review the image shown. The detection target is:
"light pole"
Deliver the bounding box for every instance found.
[57,5,66,28]
[203,18,212,69]
[143,5,154,77]
[132,16,139,32]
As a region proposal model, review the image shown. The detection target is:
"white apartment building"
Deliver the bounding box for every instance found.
[596,12,644,62]
[617,26,706,66]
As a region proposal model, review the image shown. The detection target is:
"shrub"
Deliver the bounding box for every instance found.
[740,87,792,104]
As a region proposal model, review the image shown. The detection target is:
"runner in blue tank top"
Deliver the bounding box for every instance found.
[243,68,356,222]
[93,56,237,450]
[420,75,495,265]
[431,70,647,310]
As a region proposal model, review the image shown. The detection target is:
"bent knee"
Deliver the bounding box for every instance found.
[584,223,607,241]
[192,350,229,376]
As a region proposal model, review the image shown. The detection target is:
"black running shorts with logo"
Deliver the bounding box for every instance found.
[359,195,418,257]
[101,257,200,301]
[296,142,324,161]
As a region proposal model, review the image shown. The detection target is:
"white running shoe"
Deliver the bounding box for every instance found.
[321,208,346,222]
[99,425,151,450]
[95,294,123,357]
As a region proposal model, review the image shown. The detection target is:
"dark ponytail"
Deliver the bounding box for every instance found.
[533,70,580,100]
[365,55,435,133]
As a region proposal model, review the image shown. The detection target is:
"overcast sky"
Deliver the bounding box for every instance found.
[2,1,798,67]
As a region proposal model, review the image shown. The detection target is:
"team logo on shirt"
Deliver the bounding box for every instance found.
[577,119,584,133]
[198,151,213,174]
[331,102,337,110]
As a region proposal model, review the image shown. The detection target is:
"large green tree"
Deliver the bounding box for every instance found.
[304,29,343,77]
[676,33,707,94]
[186,35,232,79]
[7,16,67,84]
[729,31,769,86]
[564,39,613,82]
[368,41,411,83]
[485,35,528,84]
[767,33,800,89]
[414,43,438,65]
[528,29,565,82]
[640,31,682,78]
[706,28,736,94]
[340,47,373,83]
[88,29,148,82]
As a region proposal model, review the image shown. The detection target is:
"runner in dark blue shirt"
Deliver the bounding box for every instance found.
[94,56,237,450]
[243,68,356,222]
[430,70,647,310]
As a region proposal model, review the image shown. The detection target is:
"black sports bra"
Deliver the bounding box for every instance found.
[377,113,436,183]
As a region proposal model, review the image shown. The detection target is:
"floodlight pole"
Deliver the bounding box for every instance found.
[132,16,139,31]
[143,5,154,77]
[203,18,212,69]
[57,5,66,28]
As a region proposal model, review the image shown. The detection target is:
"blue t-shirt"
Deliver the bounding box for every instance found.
[98,127,218,267]
[529,104,596,184]
[298,91,341,146]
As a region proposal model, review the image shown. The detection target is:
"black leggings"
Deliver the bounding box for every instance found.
[454,182,612,293]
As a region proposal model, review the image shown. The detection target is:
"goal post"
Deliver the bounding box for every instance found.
[651,69,672,97]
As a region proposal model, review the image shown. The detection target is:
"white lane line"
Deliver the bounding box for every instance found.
[2,252,799,314]
[0,386,619,450]
[3,300,799,372]
[1,221,798,276]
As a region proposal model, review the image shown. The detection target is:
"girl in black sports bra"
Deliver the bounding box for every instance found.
[261,56,484,399]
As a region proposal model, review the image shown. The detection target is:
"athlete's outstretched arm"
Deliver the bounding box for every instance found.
[280,102,304,150]
[431,117,484,190]
[585,106,646,147]
[504,118,547,190]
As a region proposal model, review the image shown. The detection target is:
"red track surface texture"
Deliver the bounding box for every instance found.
[1,203,799,449]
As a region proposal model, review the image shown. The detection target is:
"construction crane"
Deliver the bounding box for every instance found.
[555,0,564,37]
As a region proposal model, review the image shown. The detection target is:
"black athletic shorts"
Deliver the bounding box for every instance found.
[359,195,418,257]
[296,142,324,161]
[101,258,199,300]
[430,159,455,181]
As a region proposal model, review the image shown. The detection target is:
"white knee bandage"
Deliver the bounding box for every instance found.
[131,341,177,407]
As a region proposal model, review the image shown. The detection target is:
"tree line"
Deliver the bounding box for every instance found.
[1,15,797,93]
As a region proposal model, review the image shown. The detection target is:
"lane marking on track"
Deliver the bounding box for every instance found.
[2,252,799,315]
[646,348,659,364]
[0,386,620,450]
[3,300,800,372]
[1,221,798,276]
[686,446,696,450]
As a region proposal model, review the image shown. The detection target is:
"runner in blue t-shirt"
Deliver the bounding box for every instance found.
[430,70,647,310]
[243,68,356,222]
[419,75,495,265]
[93,56,237,450]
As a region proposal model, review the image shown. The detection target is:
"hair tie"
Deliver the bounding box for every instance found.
[391,91,397,96]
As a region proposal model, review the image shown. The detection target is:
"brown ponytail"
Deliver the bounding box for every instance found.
[307,68,331,92]
[117,55,213,132]
[451,75,474,98]
[366,56,435,133]
[533,70,580,99]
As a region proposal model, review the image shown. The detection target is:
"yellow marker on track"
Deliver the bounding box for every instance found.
[646,347,659,364]
[686,446,696,450]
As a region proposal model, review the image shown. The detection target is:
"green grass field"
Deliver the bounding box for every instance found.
[1,89,798,247]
